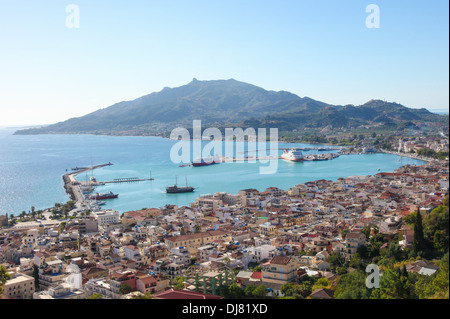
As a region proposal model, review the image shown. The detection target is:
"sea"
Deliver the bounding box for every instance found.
[0,127,425,215]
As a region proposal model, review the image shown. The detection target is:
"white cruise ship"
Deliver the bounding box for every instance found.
[281,148,304,162]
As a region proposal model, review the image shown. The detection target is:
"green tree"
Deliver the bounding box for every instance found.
[172,276,185,290]
[88,293,103,299]
[334,271,371,299]
[329,253,346,272]
[312,278,330,292]
[244,285,257,297]
[415,253,449,299]
[0,265,12,294]
[361,226,371,239]
[227,283,245,299]
[119,283,132,295]
[413,211,426,256]
[374,267,416,299]
[32,265,40,290]
[423,205,449,256]
[252,285,268,298]
[280,283,305,299]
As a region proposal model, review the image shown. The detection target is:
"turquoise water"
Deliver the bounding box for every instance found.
[0,128,425,215]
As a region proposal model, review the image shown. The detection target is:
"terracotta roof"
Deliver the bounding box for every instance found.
[270,256,291,265]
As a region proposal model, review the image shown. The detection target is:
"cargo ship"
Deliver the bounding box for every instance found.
[88,191,119,200]
[191,156,221,167]
[166,177,195,193]
[281,148,304,162]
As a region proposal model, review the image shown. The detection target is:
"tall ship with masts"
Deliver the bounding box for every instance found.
[166,177,195,193]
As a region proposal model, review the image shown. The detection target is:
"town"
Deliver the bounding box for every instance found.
[0,151,448,300]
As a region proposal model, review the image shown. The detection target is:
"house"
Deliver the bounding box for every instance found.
[399,230,414,249]
[310,288,334,299]
[164,230,230,253]
[261,256,298,285]
[315,260,331,272]
[2,272,35,299]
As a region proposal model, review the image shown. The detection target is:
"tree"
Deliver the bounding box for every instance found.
[312,278,331,292]
[172,276,185,290]
[361,226,371,239]
[329,253,346,272]
[227,283,245,299]
[413,210,426,256]
[252,285,268,298]
[0,265,11,294]
[423,204,449,256]
[244,285,257,298]
[88,293,103,299]
[32,265,40,290]
[119,283,132,295]
[280,283,305,299]
[415,253,449,299]
[374,267,416,299]
[334,271,371,299]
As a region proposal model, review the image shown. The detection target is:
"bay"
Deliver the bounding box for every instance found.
[0,128,425,215]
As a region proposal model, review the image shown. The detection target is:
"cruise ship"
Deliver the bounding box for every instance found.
[281,148,304,162]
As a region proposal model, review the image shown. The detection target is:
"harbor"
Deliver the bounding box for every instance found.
[63,162,154,213]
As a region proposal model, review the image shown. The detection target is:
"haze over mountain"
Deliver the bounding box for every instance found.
[14,78,446,136]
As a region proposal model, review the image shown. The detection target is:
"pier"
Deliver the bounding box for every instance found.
[63,163,115,211]
[179,153,340,167]
[104,177,154,184]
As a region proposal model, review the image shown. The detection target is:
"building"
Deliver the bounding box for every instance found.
[2,273,35,299]
[0,214,8,227]
[33,283,85,299]
[164,230,230,253]
[261,256,298,285]
[78,217,98,234]
[92,210,120,227]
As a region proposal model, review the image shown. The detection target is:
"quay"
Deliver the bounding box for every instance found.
[179,153,340,167]
[63,163,115,212]
[237,147,343,154]
[81,177,155,185]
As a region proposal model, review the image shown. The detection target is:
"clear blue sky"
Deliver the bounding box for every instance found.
[0,0,448,126]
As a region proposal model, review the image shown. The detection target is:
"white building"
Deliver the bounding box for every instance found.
[92,210,120,226]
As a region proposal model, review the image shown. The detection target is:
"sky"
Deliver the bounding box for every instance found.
[0,0,448,126]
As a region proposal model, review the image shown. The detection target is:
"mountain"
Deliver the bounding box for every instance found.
[14,78,446,135]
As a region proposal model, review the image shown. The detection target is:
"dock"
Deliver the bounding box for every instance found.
[103,177,154,184]
[179,153,341,167]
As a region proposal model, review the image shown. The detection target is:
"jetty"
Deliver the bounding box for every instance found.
[63,163,116,211]
[179,153,341,167]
